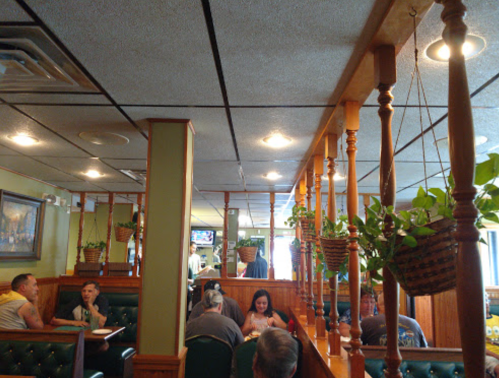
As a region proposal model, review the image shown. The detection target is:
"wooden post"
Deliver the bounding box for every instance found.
[104,193,114,276]
[314,154,326,338]
[345,101,364,378]
[295,187,301,297]
[75,192,86,275]
[375,44,402,378]
[306,168,316,326]
[326,134,341,356]
[133,193,143,277]
[436,1,484,377]
[269,193,276,280]
[300,179,308,316]
[222,192,230,278]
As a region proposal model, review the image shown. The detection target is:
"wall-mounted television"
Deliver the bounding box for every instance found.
[191,229,216,246]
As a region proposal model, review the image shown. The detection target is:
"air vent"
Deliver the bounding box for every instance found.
[120,169,147,183]
[0,26,98,92]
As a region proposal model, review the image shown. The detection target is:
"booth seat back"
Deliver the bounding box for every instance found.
[490,304,499,316]
[365,359,465,378]
[58,290,139,344]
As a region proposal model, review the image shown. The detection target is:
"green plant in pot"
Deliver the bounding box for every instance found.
[317,214,351,280]
[236,238,264,263]
[80,241,106,263]
[289,237,301,267]
[114,221,140,243]
[285,205,316,242]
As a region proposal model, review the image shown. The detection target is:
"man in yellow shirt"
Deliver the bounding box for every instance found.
[486,293,499,377]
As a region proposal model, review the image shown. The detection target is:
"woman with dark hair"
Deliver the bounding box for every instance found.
[241,289,286,336]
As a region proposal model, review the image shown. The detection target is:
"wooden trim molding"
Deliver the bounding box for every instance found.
[133,347,187,378]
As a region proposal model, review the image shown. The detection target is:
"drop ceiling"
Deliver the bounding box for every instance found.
[0,0,497,228]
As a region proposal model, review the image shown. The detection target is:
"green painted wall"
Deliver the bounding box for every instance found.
[0,168,72,281]
[139,122,193,356]
[66,203,133,271]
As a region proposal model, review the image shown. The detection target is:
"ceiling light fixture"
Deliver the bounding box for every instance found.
[322,173,345,181]
[262,134,292,148]
[8,134,39,146]
[84,170,104,178]
[434,135,487,149]
[425,35,485,62]
[264,172,282,180]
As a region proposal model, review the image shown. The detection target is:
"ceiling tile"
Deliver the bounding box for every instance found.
[0,0,33,22]
[0,156,81,181]
[101,159,146,171]
[48,181,105,192]
[0,93,111,105]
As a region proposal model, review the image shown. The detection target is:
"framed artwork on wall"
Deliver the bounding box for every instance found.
[0,190,46,261]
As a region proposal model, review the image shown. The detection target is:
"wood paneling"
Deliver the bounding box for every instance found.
[432,289,461,348]
[415,295,434,346]
[0,277,59,324]
[347,345,463,362]
[133,348,186,378]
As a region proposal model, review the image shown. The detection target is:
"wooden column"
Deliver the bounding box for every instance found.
[222,192,230,278]
[299,179,308,316]
[306,168,315,326]
[375,45,402,378]
[345,101,364,378]
[436,1,484,377]
[314,154,326,337]
[74,192,86,275]
[295,187,301,296]
[103,193,114,276]
[326,134,341,356]
[133,193,143,277]
[269,193,276,280]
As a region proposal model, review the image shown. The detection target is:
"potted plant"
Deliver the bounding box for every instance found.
[114,221,138,243]
[318,213,350,276]
[81,241,106,263]
[285,205,316,242]
[236,238,264,263]
[289,237,301,266]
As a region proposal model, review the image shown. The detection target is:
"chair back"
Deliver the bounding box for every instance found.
[185,335,233,378]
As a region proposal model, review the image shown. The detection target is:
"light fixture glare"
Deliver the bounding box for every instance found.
[264,171,282,180]
[9,134,39,146]
[262,134,292,148]
[85,170,103,178]
[426,35,485,62]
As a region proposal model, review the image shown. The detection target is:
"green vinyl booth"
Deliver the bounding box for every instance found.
[365,359,464,378]
[185,335,233,378]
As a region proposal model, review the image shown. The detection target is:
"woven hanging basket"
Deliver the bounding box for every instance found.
[300,217,316,243]
[319,236,349,272]
[115,226,135,243]
[83,248,103,263]
[391,217,457,297]
[290,245,301,266]
[237,246,258,263]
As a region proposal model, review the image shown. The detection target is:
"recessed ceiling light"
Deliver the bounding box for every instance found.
[434,135,487,149]
[264,172,282,180]
[262,134,292,148]
[84,170,104,178]
[8,134,39,146]
[425,35,485,62]
[79,131,129,145]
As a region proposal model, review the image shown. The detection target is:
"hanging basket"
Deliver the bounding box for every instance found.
[289,245,301,266]
[300,217,316,243]
[319,236,349,272]
[83,248,103,263]
[237,246,258,263]
[115,226,135,243]
[391,217,457,297]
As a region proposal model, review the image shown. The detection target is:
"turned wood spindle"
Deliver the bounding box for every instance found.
[375,44,402,378]
[269,193,276,280]
[436,1,484,377]
[300,179,308,316]
[222,192,230,278]
[75,192,86,275]
[314,154,326,337]
[104,193,114,276]
[326,134,341,356]
[306,168,316,326]
[345,101,365,378]
[295,187,301,297]
[133,193,143,277]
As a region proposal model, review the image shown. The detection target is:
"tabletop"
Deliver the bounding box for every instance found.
[44,325,126,342]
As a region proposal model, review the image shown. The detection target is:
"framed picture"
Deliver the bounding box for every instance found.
[0,190,46,261]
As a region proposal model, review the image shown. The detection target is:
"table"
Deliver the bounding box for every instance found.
[44,325,126,342]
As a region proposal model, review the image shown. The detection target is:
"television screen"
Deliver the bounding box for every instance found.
[191,229,216,246]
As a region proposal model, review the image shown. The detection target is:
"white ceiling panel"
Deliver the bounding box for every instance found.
[101,159,146,171]
[242,161,301,186]
[124,106,237,161]
[211,0,388,105]
[0,0,33,22]
[0,156,80,181]
[196,184,245,192]
[0,145,19,155]
[48,181,106,192]
[1,93,111,105]
[36,156,137,183]
[25,0,223,105]
[17,105,147,159]
[194,161,241,185]
[94,182,145,192]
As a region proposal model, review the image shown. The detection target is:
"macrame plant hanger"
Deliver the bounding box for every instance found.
[85,200,102,245]
[382,8,450,202]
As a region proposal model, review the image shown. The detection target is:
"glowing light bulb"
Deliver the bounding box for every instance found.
[85,170,103,178]
[9,134,39,146]
[263,134,292,148]
[264,172,282,180]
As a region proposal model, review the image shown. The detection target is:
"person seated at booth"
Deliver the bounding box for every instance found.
[186,289,244,349]
[361,292,427,347]
[245,251,268,279]
[253,328,299,378]
[339,285,378,337]
[0,273,44,330]
[51,280,108,328]
[241,289,287,336]
[485,293,499,378]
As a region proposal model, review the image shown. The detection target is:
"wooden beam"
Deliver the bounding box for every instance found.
[269,193,276,280]
[314,154,326,338]
[306,169,315,326]
[299,178,308,316]
[75,192,86,275]
[133,193,143,277]
[222,192,230,278]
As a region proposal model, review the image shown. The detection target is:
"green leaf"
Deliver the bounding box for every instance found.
[402,235,417,247]
[412,196,427,209]
[417,186,426,198]
[475,154,499,185]
[483,212,499,224]
[399,210,412,221]
[325,270,334,279]
[316,263,324,273]
[371,197,381,212]
[429,188,447,204]
[411,227,436,236]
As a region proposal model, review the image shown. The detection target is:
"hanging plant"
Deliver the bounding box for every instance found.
[289,237,301,266]
[114,221,139,243]
[235,238,264,263]
[285,205,316,242]
[317,214,350,276]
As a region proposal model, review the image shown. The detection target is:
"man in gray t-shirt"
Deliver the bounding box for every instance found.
[186,289,244,349]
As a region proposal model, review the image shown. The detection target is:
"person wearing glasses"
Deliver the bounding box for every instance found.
[339,285,378,337]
